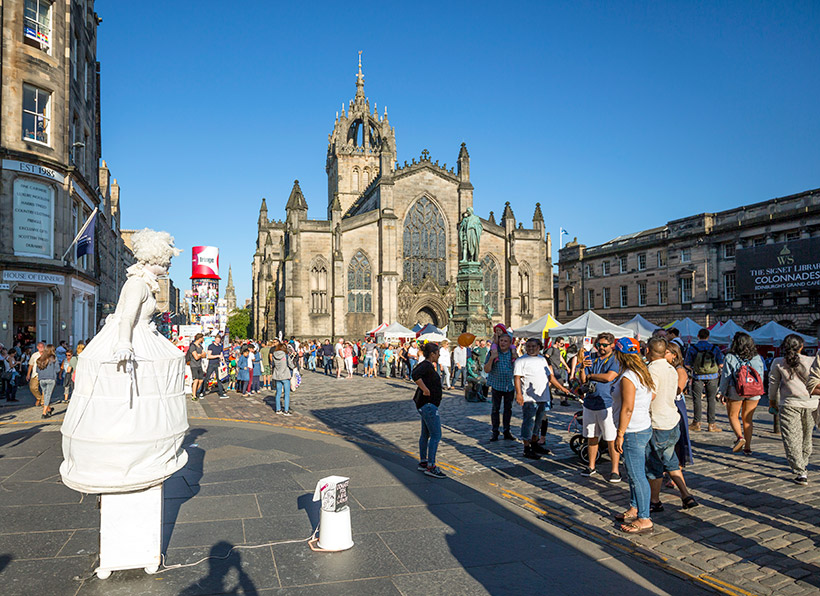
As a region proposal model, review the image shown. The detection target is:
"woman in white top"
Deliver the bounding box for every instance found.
[611,337,656,534]
[768,334,818,484]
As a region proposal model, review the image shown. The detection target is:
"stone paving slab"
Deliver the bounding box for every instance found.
[0,413,708,596]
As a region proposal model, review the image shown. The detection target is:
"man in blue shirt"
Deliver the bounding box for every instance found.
[578,332,622,482]
[684,328,724,432]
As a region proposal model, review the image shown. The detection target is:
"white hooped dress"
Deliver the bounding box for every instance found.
[60,264,188,493]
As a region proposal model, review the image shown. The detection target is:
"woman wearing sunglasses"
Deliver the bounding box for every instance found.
[612,337,656,534]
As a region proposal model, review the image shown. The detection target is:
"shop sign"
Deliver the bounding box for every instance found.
[13,178,53,257]
[0,283,10,290]
[2,159,65,183]
[2,270,64,285]
[736,237,820,294]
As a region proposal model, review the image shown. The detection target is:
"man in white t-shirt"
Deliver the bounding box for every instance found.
[514,338,570,460]
[26,341,45,406]
[438,341,452,389]
[452,343,468,388]
[334,338,345,379]
[408,343,419,375]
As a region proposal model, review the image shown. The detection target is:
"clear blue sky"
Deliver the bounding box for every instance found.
[98,1,820,305]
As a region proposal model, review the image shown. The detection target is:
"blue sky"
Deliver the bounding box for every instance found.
[98,1,820,305]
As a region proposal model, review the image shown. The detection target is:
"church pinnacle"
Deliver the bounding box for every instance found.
[355,51,365,99]
[225,265,237,312]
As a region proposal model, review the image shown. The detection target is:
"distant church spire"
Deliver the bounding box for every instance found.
[225,265,237,312]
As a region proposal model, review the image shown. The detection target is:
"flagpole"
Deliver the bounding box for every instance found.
[62,207,99,261]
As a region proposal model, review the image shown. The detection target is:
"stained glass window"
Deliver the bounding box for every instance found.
[348,251,371,313]
[403,197,446,286]
[481,255,499,316]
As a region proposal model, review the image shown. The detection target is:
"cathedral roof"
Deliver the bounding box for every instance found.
[285,180,308,211]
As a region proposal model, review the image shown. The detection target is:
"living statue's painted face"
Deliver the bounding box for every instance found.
[146,263,168,276]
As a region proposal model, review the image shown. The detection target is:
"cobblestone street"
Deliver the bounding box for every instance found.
[3,369,820,596]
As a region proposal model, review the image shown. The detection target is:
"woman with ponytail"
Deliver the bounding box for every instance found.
[768,334,817,485]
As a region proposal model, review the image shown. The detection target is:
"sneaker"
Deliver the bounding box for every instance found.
[424,465,446,479]
[609,472,622,484]
[275,410,283,415]
[282,411,292,416]
[794,475,808,485]
[417,461,428,471]
[581,467,599,478]
[219,394,229,399]
[532,443,551,455]
[523,447,541,460]
[689,422,701,432]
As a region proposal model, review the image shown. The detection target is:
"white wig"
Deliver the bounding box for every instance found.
[131,228,182,267]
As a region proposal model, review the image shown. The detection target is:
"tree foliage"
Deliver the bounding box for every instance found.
[227,307,251,340]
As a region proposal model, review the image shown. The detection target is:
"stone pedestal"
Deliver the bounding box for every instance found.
[448,262,490,339]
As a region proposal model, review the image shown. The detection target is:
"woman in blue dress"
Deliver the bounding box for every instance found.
[237,347,250,396]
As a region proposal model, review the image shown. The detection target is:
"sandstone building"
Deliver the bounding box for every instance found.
[558,188,820,336]
[253,59,553,340]
[0,0,132,347]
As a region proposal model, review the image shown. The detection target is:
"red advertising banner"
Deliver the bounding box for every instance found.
[191,246,220,279]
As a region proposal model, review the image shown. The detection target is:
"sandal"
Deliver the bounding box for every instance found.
[650,501,664,513]
[620,522,654,535]
[682,495,699,509]
[615,511,637,523]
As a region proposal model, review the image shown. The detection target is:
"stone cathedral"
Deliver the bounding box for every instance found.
[252,58,553,340]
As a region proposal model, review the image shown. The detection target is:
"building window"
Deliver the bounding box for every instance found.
[638,281,647,306]
[72,34,78,79]
[403,197,446,286]
[680,248,691,263]
[347,251,371,313]
[638,253,646,271]
[680,277,693,303]
[723,243,735,259]
[785,231,800,241]
[352,168,359,192]
[602,287,611,309]
[753,236,766,247]
[602,261,610,276]
[22,84,51,144]
[620,286,628,308]
[564,288,572,314]
[658,281,668,305]
[482,255,499,316]
[565,270,570,281]
[723,272,736,301]
[23,0,51,52]
[518,268,530,314]
[657,250,667,267]
[586,289,594,310]
[310,260,328,313]
[584,264,592,278]
[619,255,627,273]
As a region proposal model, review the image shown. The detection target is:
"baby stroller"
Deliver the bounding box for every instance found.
[566,384,611,465]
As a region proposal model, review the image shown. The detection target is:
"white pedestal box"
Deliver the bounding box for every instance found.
[95,483,163,579]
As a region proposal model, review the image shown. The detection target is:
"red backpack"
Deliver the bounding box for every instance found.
[735,359,764,397]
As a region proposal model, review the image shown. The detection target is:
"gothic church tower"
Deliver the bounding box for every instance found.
[326,53,396,218]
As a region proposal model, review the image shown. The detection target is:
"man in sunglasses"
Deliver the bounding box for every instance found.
[578,332,622,482]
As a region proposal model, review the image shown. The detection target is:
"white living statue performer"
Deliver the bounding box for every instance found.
[60,229,189,493]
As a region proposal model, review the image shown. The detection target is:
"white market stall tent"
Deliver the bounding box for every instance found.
[375,322,417,343]
[708,319,747,345]
[547,310,635,339]
[667,317,704,343]
[417,323,448,342]
[512,314,562,338]
[367,322,388,337]
[620,314,660,340]
[750,321,818,347]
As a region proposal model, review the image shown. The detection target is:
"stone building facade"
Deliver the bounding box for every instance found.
[0,0,132,347]
[557,188,820,336]
[253,59,553,340]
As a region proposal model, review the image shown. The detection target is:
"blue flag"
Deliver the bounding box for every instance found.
[76,210,97,258]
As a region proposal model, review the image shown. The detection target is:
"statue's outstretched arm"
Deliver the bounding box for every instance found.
[113,279,149,363]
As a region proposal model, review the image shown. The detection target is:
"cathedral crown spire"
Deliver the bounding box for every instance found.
[355,51,365,99]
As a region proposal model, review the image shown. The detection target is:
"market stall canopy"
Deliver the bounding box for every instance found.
[708,320,746,345]
[620,314,660,340]
[367,322,388,336]
[547,310,635,339]
[669,317,704,343]
[512,314,562,338]
[376,322,417,342]
[411,323,424,333]
[417,323,448,342]
[750,321,818,347]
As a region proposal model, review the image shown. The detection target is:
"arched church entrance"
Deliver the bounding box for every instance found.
[416,306,439,327]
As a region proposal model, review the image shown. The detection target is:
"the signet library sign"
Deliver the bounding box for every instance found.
[736,237,820,294]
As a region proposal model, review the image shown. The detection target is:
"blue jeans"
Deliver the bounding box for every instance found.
[521,401,547,440]
[308,354,317,371]
[323,356,333,375]
[408,359,417,377]
[451,366,466,387]
[274,380,290,412]
[646,426,681,479]
[418,403,442,466]
[622,427,653,519]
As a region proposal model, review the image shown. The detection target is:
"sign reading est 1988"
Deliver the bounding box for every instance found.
[736,237,820,294]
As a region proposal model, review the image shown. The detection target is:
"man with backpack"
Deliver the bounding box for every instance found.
[684,328,724,432]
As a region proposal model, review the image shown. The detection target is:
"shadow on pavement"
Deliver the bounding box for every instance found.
[163,428,206,553]
[178,541,258,596]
